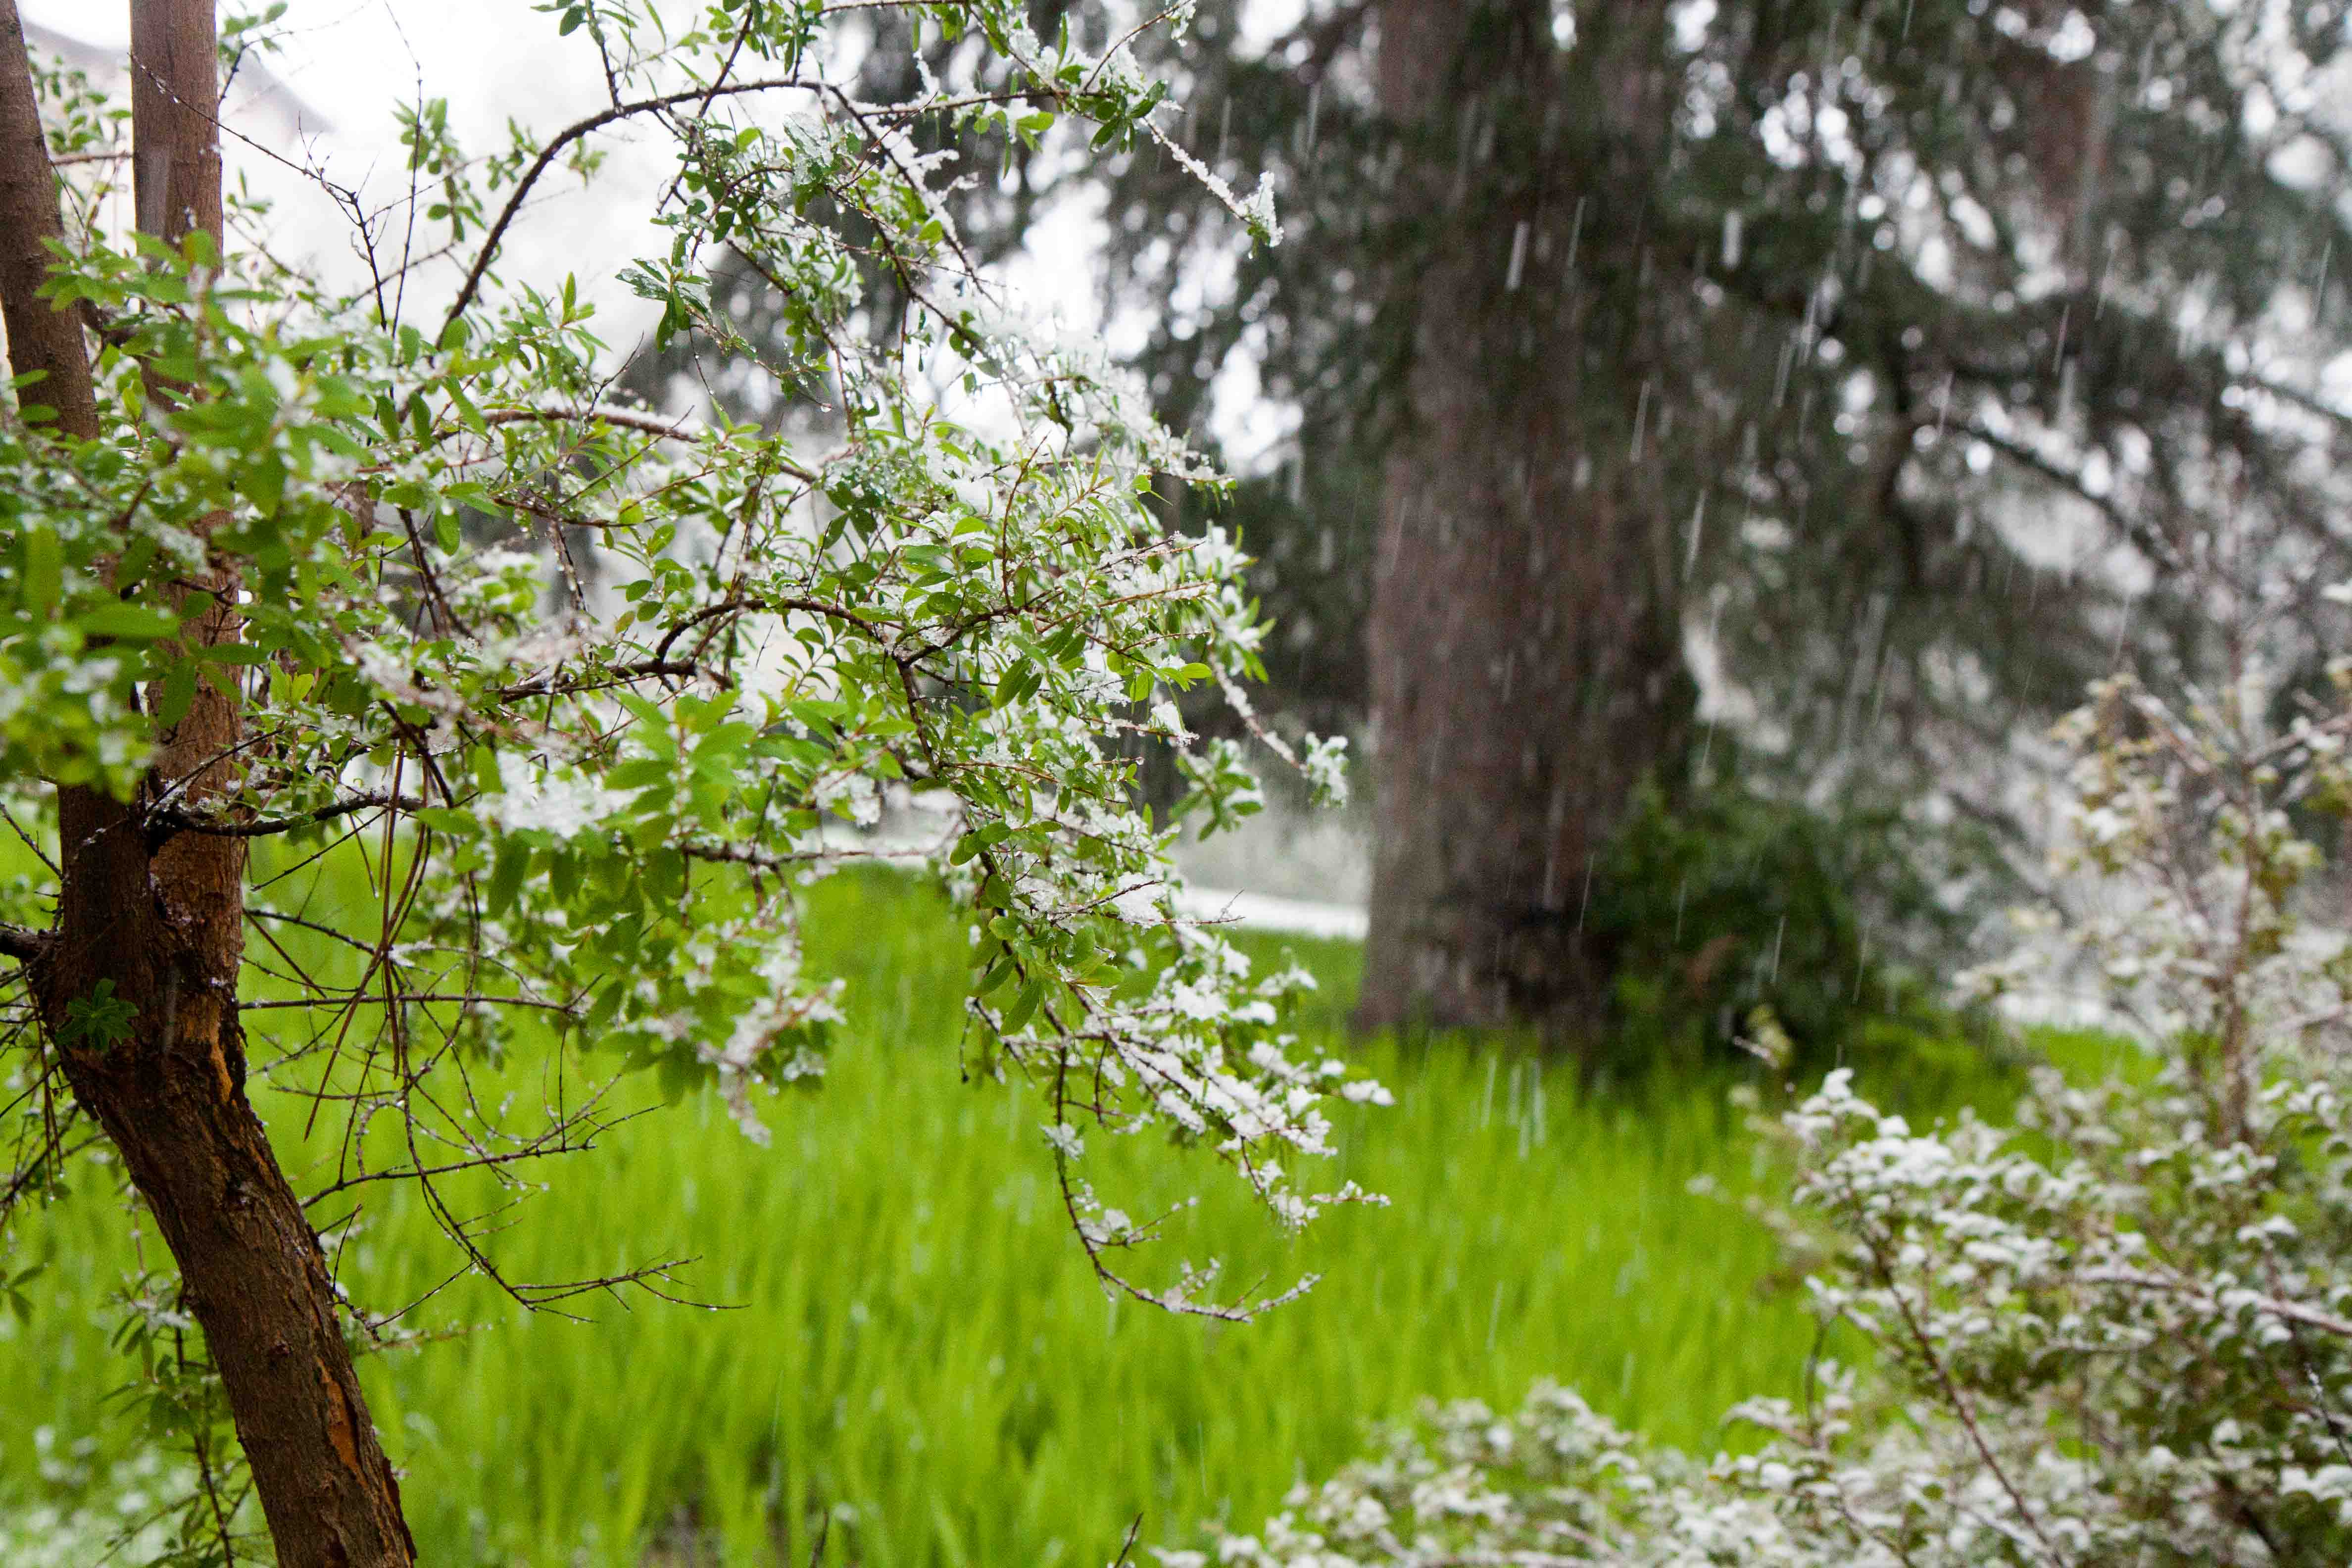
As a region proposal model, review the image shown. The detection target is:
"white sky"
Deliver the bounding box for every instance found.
[27,0,686,345]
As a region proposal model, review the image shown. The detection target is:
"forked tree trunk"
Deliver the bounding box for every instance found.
[1357,0,1696,1038]
[0,2,415,1561]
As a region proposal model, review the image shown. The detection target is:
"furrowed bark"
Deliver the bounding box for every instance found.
[1,2,415,1561]
[0,0,96,441]
[1357,0,1696,1038]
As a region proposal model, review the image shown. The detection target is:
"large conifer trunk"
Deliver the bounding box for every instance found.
[0,1,414,1560]
[1357,0,1695,1036]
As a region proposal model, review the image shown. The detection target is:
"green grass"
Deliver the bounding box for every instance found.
[0,870,2052,1566]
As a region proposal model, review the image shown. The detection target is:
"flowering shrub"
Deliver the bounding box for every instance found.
[3,0,1369,1313]
[1194,672,2352,1565]
[0,0,1372,1556]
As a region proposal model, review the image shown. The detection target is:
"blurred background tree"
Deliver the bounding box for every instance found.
[634,0,2352,1064]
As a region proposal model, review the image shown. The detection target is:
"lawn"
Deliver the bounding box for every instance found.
[0,868,2053,1565]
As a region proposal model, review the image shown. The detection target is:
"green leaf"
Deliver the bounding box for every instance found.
[607,758,674,792]
[549,849,581,905]
[581,975,623,1033]
[656,1052,698,1106]
[115,534,159,591]
[74,603,179,641]
[614,690,674,745]
[19,527,61,616]
[645,846,685,903]
[197,643,270,665]
[994,657,1036,710]
[154,661,198,727]
[488,837,532,915]
[974,954,1016,998]
[59,979,138,1053]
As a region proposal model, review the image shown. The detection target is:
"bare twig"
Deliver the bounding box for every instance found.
[149,791,427,841]
[443,76,823,334]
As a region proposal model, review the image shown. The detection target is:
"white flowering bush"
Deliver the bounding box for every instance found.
[0,0,1369,1557]
[4,0,1368,1306]
[1195,671,2352,1566]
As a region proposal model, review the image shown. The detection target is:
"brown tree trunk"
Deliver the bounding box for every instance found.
[0,3,95,440]
[1,2,415,1561]
[1356,0,1697,1038]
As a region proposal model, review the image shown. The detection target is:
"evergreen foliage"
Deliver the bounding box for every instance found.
[1586,779,1994,1082]
[1092,0,2352,819]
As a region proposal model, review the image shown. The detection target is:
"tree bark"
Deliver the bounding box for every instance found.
[0,1,94,441]
[1,2,416,1561]
[1356,0,1697,1038]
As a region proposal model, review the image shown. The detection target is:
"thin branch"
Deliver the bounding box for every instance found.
[300,1106,650,1206]
[492,658,702,702]
[442,76,819,334]
[148,791,426,840]
[241,991,576,1014]
[245,905,383,958]
[1865,1227,2069,1567]
[0,799,58,876]
[647,594,892,666]
[482,405,732,446]
[1964,421,2185,575]
[1108,1515,1145,1568]
[2080,1267,2352,1339]
[2250,373,2352,433]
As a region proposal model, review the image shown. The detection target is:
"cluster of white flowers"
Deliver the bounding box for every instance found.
[1,0,1367,1331]
[1194,670,2352,1563]
[0,1441,207,1568]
